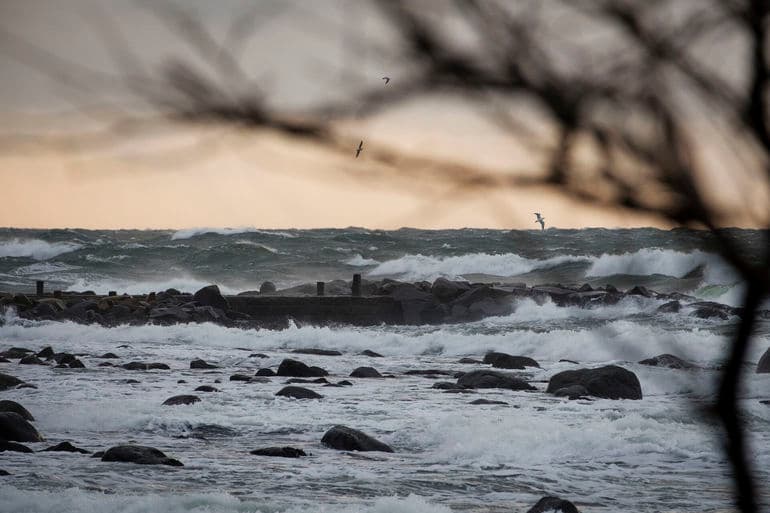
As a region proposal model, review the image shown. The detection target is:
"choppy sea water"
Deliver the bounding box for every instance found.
[0,227,769,512]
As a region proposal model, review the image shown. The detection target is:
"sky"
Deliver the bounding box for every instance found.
[0,0,761,230]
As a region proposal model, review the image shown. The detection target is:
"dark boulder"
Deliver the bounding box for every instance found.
[0,400,34,421]
[250,446,306,458]
[0,440,32,453]
[321,425,394,453]
[291,348,342,356]
[757,347,770,373]
[99,352,119,359]
[276,359,328,377]
[68,359,85,369]
[193,285,229,311]
[1,347,33,359]
[552,385,590,400]
[526,496,580,513]
[101,445,183,466]
[456,370,536,391]
[0,469,9,475]
[194,385,219,392]
[249,353,269,359]
[361,350,383,357]
[638,354,696,369]
[190,359,218,369]
[692,306,729,320]
[458,357,483,364]
[230,374,254,382]
[285,378,329,384]
[255,368,275,376]
[468,398,508,405]
[432,381,465,390]
[37,346,54,359]
[431,278,471,302]
[627,285,653,298]
[42,441,90,454]
[657,301,681,313]
[148,362,170,370]
[122,362,148,370]
[483,352,540,369]
[404,369,456,377]
[0,412,43,442]
[162,395,201,406]
[259,281,277,294]
[350,366,382,378]
[547,365,642,400]
[275,386,323,399]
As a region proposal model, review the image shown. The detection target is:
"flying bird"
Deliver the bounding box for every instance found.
[534,213,545,231]
[355,140,364,158]
[382,76,390,84]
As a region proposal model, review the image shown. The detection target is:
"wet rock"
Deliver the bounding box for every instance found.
[162,395,201,406]
[250,446,307,458]
[483,352,540,369]
[657,300,681,313]
[627,285,653,298]
[338,380,353,386]
[101,445,183,466]
[99,352,119,359]
[18,355,46,365]
[276,359,328,377]
[285,377,328,384]
[41,441,90,454]
[0,400,34,421]
[1,348,33,359]
[0,440,32,453]
[468,398,508,405]
[255,368,275,377]
[230,374,253,382]
[68,359,85,369]
[36,346,54,359]
[98,362,114,367]
[350,366,382,378]
[193,285,229,311]
[691,305,729,320]
[321,425,394,453]
[458,357,483,364]
[259,281,277,294]
[552,385,589,400]
[432,381,465,390]
[0,412,43,442]
[547,365,642,400]
[177,380,186,384]
[526,496,580,513]
[456,370,535,391]
[149,307,191,324]
[559,359,579,364]
[194,385,220,392]
[361,350,383,357]
[249,353,269,359]
[638,354,696,369]
[275,386,323,399]
[190,359,218,369]
[291,348,342,356]
[404,369,456,377]
[431,277,471,302]
[0,470,9,475]
[0,357,8,363]
[757,347,770,373]
[122,362,169,370]
[53,353,77,365]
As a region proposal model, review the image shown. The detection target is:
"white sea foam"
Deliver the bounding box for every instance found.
[10,261,80,275]
[171,228,297,240]
[234,240,281,253]
[345,254,380,266]
[586,248,737,284]
[0,239,82,260]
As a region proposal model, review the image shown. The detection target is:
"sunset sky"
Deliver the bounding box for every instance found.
[0,0,761,230]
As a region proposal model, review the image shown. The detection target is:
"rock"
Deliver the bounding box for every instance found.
[757,347,770,373]
[559,359,579,364]
[249,353,269,359]
[404,369,456,377]
[1,347,33,359]
[0,400,34,421]
[177,380,187,384]
[162,395,201,406]
[249,446,306,458]
[285,378,329,384]
[101,445,183,466]
[657,300,681,313]
[291,348,342,356]
[547,365,642,400]
[431,278,471,302]
[692,306,728,320]
[0,357,8,363]
[276,359,328,377]
[193,285,229,311]
[190,359,218,369]
[98,362,114,367]
[255,368,275,376]
[41,441,90,454]
[18,355,46,365]
[123,362,169,370]
[552,385,590,400]
[361,350,383,357]
[638,354,696,369]
[148,363,170,370]
[259,281,277,294]
[0,440,32,453]
[230,374,253,381]
[458,357,483,364]
[338,380,353,386]
[321,425,394,453]
[432,381,465,390]
[526,496,580,513]
[53,353,77,365]
[456,370,536,391]
[0,412,43,442]
[483,352,540,369]
[37,346,54,358]
[149,307,191,324]
[99,352,119,359]
[0,469,11,475]
[68,359,85,369]
[275,386,323,399]
[468,398,508,405]
[12,294,32,308]
[627,285,653,297]
[194,385,219,392]
[350,366,382,378]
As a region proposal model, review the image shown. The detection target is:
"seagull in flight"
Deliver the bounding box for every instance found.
[382,76,390,84]
[355,140,364,158]
[534,212,545,231]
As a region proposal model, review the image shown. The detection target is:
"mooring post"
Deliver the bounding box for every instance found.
[36,280,44,295]
[352,274,362,297]
[317,281,325,296]
[108,291,117,297]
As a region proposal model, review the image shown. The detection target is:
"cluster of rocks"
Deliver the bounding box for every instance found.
[1,278,752,329]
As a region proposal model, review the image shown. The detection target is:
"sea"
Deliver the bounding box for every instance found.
[0,226,768,513]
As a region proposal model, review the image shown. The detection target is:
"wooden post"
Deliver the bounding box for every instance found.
[317,281,325,296]
[108,291,117,297]
[351,274,362,297]
[36,280,44,295]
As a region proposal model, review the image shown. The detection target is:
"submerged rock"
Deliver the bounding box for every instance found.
[547,365,642,400]
[250,446,306,458]
[638,354,696,369]
[277,359,328,377]
[468,398,508,405]
[42,441,90,454]
[194,385,219,393]
[456,370,535,391]
[190,358,219,369]
[0,412,43,442]
[552,385,590,400]
[275,386,323,399]
[360,350,383,358]
[321,425,394,453]
[0,400,34,421]
[526,496,580,513]
[483,351,540,369]
[291,348,342,356]
[350,366,382,378]
[162,395,201,406]
[0,440,32,453]
[18,355,46,365]
[101,445,183,466]
[255,368,275,376]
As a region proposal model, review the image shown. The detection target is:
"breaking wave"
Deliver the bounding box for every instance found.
[0,239,83,260]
